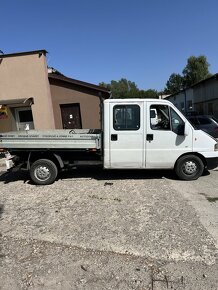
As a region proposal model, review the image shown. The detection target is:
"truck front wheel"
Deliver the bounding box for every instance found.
[175,155,204,181]
[30,159,58,185]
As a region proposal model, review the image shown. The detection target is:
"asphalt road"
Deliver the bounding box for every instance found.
[0,167,218,290]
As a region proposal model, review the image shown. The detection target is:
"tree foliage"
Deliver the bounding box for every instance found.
[164,73,183,94]
[164,55,211,94]
[182,55,211,88]
[99,78,158,99]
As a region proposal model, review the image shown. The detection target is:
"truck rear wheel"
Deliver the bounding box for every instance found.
[175,154,204,181]
[30,159,58,185]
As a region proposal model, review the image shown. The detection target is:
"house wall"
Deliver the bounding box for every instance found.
[167,89,193,112]
[0,53,55,132]
[49,79,102,129]
[0,107,16,132]
[167,77,218,118]
[193,78,218,118]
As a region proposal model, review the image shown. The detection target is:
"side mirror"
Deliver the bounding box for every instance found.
[176,122,190,136]
[184,121,190,136]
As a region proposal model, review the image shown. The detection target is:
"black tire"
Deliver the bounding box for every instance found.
[175,155,204,181]
[30,159,58,185]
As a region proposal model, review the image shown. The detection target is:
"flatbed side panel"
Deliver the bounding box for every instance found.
[0,130,102,150]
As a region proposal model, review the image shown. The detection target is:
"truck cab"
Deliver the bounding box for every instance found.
[103,99,218,179]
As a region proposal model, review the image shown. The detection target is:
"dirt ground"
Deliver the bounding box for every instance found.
[0,166,218,289]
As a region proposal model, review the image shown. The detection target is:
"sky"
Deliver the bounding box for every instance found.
[1,0,218,91]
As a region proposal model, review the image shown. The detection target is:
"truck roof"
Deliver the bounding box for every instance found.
[104,98,171,104]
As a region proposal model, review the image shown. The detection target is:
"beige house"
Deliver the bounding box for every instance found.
[0,50,110,132]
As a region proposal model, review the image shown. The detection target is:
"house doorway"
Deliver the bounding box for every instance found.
[60,103,82,129]
[15,107,34,130]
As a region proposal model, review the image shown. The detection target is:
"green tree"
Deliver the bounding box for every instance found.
[99,79,158,99]
[164,55,211,94]
[139,89,158,98]
[164,73,184,94]
[99,82,110,90]
[100,78,138,98]
[183,55,211,88]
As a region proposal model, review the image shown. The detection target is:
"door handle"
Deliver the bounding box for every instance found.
[146,134,153,141]
[111,134,118,141]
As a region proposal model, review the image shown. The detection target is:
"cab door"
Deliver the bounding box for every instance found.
[109,101,144,168]
[145,102,193,168]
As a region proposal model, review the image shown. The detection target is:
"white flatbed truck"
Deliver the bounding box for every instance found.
[0,98,218,185]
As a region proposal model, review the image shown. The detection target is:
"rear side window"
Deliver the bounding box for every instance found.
[113,105,140,130]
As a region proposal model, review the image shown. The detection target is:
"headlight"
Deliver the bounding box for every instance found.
[215,143,218,151]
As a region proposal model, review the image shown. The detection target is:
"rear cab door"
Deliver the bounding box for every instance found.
[104,99,145,168]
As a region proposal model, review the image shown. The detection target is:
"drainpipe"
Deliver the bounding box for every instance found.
[98,92,104,131]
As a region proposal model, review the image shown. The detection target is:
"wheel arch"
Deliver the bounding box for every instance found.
[27,151,64,170]
[174,152,207,169]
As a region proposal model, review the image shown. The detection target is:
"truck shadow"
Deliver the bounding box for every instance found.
[59,166,210,181]
[0,167,211,184]
[59,167,178,181]
[0,167,178,184]
[0,204,4,218]
[0,170,30,184]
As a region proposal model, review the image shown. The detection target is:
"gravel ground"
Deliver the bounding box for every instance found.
[0,167,218,289]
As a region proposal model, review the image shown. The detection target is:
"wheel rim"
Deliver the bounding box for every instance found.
[34,166,51,181]
[182,160,197,175]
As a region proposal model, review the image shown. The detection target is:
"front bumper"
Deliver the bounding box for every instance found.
[205,157,218,170]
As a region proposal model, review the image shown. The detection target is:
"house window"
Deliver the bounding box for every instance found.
[18,110,33,122]
[15,107,34,131]
[195,103,204,115]
[187,100,193,110]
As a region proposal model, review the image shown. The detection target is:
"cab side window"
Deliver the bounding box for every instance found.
[150,104,185,135]
[170,108,185,135]
[113,105,140,130]
[150,105,170,130]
